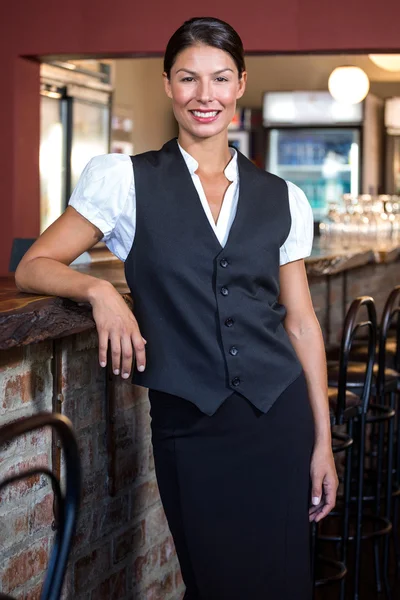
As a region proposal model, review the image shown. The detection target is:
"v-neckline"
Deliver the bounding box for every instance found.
[195,174,233,229]
[172,140,243,253]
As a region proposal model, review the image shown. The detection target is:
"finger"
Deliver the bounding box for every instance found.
[120,334,134,379]
[311,476,323,507]
[132,331,146,372]
[320,487,336,516]
[314,493,336,523]
[110,334,122,375]
[309,504,321,515]
[308,502,323,519]
[98,329,109,368]
[315,503,333,522]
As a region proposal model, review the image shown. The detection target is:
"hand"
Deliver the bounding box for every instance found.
[89,281,146,378]
[309,442,338,523]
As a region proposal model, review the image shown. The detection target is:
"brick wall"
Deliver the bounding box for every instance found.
[0,332,184,600]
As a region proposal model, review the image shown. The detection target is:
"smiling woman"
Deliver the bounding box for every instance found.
[163,18,246,142]
[15,16,336,600]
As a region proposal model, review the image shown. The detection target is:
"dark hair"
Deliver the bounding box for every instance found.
[164,17,246,80]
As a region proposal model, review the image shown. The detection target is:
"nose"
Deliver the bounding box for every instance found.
[196,79,213,104]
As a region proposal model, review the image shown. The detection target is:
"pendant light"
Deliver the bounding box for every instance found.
[368,54,400,72]
[328,66,370,105]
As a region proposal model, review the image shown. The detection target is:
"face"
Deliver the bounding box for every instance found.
[164,44,247,140]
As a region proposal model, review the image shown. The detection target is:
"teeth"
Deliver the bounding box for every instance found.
[192,111,218,118]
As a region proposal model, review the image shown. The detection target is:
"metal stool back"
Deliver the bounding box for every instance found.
[315,296,377,600]
[336,296,377,423]
[378,285,400,577]
[0,413,81,600]
[377,285,400,393]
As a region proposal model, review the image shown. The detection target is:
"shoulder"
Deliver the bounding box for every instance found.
[68,153,135,238]
[131,139,179,170]
[80,153,133,183]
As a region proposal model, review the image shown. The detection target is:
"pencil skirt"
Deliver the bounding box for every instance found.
[149,371,315,600]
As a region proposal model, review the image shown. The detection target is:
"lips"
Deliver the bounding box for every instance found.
[189,109,221,123]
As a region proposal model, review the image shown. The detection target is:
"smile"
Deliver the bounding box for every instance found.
[189,110,221,122]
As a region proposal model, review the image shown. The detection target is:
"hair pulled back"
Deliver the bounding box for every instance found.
[164,17,246,80]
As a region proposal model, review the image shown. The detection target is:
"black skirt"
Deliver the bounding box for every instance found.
[149,372,315,600]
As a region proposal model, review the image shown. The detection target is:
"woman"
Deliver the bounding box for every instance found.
[16,17,338,600]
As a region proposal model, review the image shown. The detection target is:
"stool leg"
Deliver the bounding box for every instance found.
[340,419,353,600]
[383,393,396,599]
[393,495,400,578]
[394,393,400,577]
[373,417,386,593]
[354,413,366,600]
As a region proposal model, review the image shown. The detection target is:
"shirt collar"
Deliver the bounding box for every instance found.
[177,141,238,183]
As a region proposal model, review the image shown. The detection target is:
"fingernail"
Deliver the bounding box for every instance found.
[137,365,145,372]
[100,361,106,367]
[122,373,130,379]
[114,369,120,375]
[312,497,320,506]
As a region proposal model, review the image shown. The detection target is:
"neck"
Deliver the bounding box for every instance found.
[178,129,232,176]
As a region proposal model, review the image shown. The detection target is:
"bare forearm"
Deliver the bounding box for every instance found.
[15,257,110,304]
[285,317,331,447]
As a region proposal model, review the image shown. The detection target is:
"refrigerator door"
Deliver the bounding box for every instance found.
[385,135,400,194]
[267,128,360,221]
[40,96,65,232]
[70,99,110,192]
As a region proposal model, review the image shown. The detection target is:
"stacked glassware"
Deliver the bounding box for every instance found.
[319,194,400,249]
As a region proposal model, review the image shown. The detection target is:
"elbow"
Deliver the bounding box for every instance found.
[284,315,321,342]
[15,261,29,293]
[14,264,24,292]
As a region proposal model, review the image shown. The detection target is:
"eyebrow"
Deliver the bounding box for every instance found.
[175,68,234,75]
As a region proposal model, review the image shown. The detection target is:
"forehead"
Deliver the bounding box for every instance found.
[172,44,237,73]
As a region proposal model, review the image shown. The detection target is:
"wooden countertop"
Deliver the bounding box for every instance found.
[1,241,399,350]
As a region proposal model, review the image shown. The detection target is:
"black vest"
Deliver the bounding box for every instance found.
[124,138,302,415]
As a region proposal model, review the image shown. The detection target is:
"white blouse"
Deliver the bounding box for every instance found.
[68,142,314,265]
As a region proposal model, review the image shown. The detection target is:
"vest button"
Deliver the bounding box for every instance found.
[225,317,234,327]
[221,286,229,296]
[220,258,229,268]
[231,377,241,387]
[229,346,238,356]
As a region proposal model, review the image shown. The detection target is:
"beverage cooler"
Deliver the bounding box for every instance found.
[40,62,112,232]
[384,97,400,194]
[263,91,383,222]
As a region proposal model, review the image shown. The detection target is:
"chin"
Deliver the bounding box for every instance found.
[183,121,229,140]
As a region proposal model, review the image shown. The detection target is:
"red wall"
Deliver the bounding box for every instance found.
[1,0,400,275]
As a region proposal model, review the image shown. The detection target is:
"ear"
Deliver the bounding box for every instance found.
[163,72,173,99]
[236,71,247,100]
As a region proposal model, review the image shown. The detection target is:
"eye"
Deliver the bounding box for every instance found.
[181,77,195,82]
[215,77,228,82]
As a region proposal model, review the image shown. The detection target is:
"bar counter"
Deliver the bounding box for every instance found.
[0,241,399,598]
[1,239,399,350]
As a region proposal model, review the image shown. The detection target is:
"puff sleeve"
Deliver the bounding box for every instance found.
[279,181,314,266]
[68,154,136,261]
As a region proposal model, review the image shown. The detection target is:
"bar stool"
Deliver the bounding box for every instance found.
[352,286,400,577]
[329,287,400,579]
[326,294,397,599]
[316,296,377,600]
[0,413,81,600]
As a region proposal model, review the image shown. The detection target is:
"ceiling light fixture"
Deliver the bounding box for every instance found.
[368,54,400,72]
[328,66,370,105]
